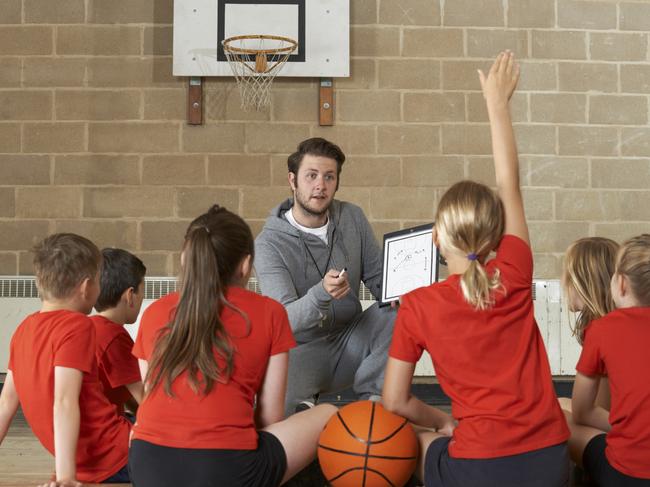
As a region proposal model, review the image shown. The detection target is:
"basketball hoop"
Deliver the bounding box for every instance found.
[222,34,298,111]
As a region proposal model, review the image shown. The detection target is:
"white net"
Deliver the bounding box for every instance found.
[222,35,298,111]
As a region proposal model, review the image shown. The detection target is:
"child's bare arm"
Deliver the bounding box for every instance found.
[125,381,144,404]
[478,51,529,245]
[572,372,610,432]
[383,358,455,433]
[255,353,288,428]
[0,371,20,444]
[53,366,83,483]
[138,359,149,394]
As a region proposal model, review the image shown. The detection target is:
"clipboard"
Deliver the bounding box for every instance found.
[380,223,440,305]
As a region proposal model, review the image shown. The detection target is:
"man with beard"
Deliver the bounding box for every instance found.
[255,137,396,416]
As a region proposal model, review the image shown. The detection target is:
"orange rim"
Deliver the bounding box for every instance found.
[222,34,298,55]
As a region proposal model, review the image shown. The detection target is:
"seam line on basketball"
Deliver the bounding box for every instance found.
[362,402,376,487]
[326,466,398,487]
[368,419,410,445]
[317,444,417,460]
[335,411,368,444]
[366,467,398,487]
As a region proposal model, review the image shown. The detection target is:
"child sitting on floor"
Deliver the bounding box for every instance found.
[0,233,131,485]
[559,237,619,413]
[382,52,570,487]
[565,234,650,486]
[129,205,338,487]
[92,247,146,416]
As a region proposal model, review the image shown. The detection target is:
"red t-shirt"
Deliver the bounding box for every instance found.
[390,235,569,459]
[91,315,141,414]
[8,310,131,482]
[132,286,296,449]
[576,307,650,479]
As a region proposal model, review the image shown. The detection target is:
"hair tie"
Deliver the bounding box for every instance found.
[467,253,478,261]
[204,226,211,235]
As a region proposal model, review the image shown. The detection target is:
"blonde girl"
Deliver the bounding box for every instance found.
[382,52,570,487]
[560,237,619,411]
[567,234,650,485]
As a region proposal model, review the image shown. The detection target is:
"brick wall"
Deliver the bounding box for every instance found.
[1,0,649,277]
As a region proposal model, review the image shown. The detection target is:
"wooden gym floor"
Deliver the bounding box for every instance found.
[0,409,129,487]
[0,380,582,486]
[0,407,590,487]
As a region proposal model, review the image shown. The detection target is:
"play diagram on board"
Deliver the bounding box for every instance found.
[381,225,439,304]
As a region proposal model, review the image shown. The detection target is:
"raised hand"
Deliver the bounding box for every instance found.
[477,51,520,106]
[478,51,529,244]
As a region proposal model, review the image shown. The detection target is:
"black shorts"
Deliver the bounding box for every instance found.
[129,431,287,487]
[583,434,650,486]
[424,437,570,487]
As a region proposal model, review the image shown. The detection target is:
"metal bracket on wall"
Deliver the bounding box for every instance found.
[319,77,334,126]
[188,77,203,125]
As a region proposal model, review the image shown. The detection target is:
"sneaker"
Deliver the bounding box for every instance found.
[294,393,320,414]
[294,400,316,413]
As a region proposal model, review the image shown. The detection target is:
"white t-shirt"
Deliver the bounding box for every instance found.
[285,208,329,245]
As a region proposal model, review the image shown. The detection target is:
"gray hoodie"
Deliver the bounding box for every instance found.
[254,198,383,344]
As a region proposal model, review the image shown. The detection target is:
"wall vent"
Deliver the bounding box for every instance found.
[0,276,574,376]
[0,277,39,299]
[0,276,375,301]
[0,276,536,302]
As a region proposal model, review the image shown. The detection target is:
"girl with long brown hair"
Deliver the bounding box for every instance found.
[560,237,619,412]
[382,52,570,487]
[129,205,336,487]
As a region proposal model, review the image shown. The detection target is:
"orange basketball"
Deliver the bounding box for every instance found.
[318,400,419,487]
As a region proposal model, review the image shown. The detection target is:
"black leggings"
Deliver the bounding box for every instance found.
[129,431,287,487]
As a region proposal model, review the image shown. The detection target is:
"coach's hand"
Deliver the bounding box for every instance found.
[323,269,350,300]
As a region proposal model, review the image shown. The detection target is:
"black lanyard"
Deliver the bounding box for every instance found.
[303,236,334,279]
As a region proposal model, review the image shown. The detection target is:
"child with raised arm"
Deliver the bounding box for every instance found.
[129,205,337,487]
[566,234,650,485]
[0,234,131,486]
[559,237,619,412]
[382,52,570,486]
[92,248,146,415]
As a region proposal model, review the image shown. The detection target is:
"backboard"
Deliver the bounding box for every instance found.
[173,0,350,78]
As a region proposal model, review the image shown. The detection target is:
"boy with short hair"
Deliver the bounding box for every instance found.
[92,248,146,415]
[0,233,131,485]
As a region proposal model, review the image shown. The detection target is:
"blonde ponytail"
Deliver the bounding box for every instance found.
[460,260,503,310]
[435,180,505,310]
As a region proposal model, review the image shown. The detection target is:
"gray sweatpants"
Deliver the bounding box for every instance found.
[285,302,396,416]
